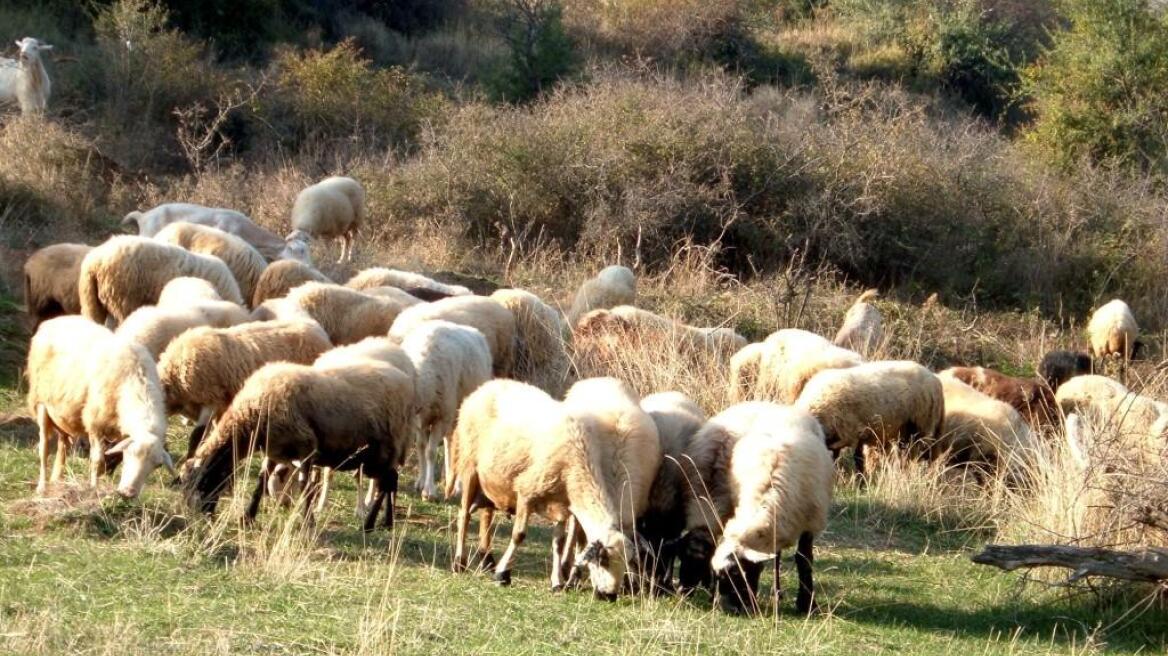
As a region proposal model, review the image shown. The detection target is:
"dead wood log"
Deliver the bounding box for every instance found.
[971,544,1168,583]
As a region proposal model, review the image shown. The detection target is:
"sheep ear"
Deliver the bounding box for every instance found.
[14,40,21,48]
[39,44,53,51]
[740,547,776,564]
[105,437,133,456]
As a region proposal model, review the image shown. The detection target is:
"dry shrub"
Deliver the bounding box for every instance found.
[565,0,743,61]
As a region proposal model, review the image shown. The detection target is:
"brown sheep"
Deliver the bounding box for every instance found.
[22,243,91,329]
[940,366,1056,426]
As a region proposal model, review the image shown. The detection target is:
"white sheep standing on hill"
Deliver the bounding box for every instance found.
[291,176,365,263]
[27,317,175,498]
[399,320,493,501]
[1087,299,1140,361]
[568,265,636,323]
[0,37,52,114]
[123,203,312,264]
[834,289,883,355]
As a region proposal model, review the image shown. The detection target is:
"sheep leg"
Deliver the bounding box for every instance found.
[794,531,818,614]
[412,416,428,496]
[561,514,585,589]
[36,405,57,495]
[453,471,477,572]
[853,443,867,484]
[245,462,272,525]
[185,407,214,459]
[363,485,386,533]
[314,467,332,516]
[494,499,530,586]
[50,431,69,484]
[88,437,106,489]
[300,467,322,527]
[550,520,569,591]
[421,421,446,501]
[382,468,398,529]
[474,506,497,573]
[772,551,783,609]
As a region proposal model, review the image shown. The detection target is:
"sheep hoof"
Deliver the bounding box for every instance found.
[796,596,820,616]
[472,550,496,572]
[550,583,564,593]
[593,591,617,602]
[493,570,512,586]
[452,559,467,574]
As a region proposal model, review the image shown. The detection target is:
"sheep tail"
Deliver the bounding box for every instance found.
[121,211,141,231]
[78,268,108,325]
[856,289,880,304]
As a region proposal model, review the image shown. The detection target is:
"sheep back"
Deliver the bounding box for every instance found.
[390,295,517,376]
[154,222,268,306]
[23,243,91,328]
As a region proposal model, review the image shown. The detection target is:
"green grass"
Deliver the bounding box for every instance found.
[1,397,1165,655]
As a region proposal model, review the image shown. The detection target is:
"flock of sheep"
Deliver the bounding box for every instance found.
[17,170,1160,615]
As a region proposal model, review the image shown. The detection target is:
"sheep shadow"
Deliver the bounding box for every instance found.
[827,496,993,555]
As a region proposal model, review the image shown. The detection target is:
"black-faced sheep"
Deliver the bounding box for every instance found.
[185,342,414,531]
[398,320,492,500]
[27,316,175,498]
[1087,299,1140,361]
[79,236,243,325]
[833,289,883,355]
[154,222,268,306]
[490,288,572,396]
[159,320,333,460]
[258,282,413,346]
[122,203,311,264]
[250,259,331,307]
[795,360,944,476]
[390,295,518,377]
[22,243,91,329]
[678,402,833,615]
[291,176,365,263]
[346,267,472,297]
[1037,350,1092,391]
[568,265,636,323]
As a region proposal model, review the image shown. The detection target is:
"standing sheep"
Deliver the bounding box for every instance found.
[940,366,1056,426]
[1054,375,1168,462]
[347,267,472,297]
[679,403,833,615]
[568,265,636,323]
[491,288,572,396]
[27,317,175,498]
[122,203,312,264]
[160,320,333,460]
[390,296,518,377]
[78,236,243,324]
[154,222,268,305]
[0,37,52,115]
[755,329,863,404]
[1087,299,1140,362]
[448,379,642,599]
[260,282,413,346]
[833,289,883,355]
[934,373,1038,482]
[398,320,492,501]
[22,243,91,329]
[291,176,365,263]
[251,259,331,307]
[795,360,945,477]
[116,278,250,358]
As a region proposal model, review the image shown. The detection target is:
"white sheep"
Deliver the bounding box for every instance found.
[347,267,472,298]
[250,259,331,307]
[576,305,747,357]
[795,360,944,476]
[491,288,572,396]
[154,222,269,306]
[390,295,518,377]
[398,320,492,500]
[833,289,883,355]
[79,236,243,324]
[0,37,52,115]
[728,342,765,403]
[291,176,365,263]
[679,402,833,615]
[116,278,250,358]
[26,316,175,498]
[934,373,1038,482]
[1054,374,1168,466]
[259,282,413,346]
[568,265,636,323]
[448,379,643,598]
[122,203,311,264]
[1087,299,1140,361]
[754,329,863,403]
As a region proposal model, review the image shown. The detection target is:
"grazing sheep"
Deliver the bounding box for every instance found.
[637,391,707,593]
[362,286,425,307]
[154,222,268,305]
[568,265,636,323]
[156,276,223,305]
[185,344,414,531]
[116,279,250,358]
[576,305,747,357]
[934,374,1038,481]
[260,282,413,346]
[755,329,863,404]
[728,343,765,403]
[22,243,90,328]
[390,296,518,377]
[795,360,945,476]
[291,176,365,263]
[448,379,643,598]
[679,403,833,615]
[160,320,332,461]
[122,203,311,264]
[0,37,52,114]
[490,288,572,396]
[940,366,1056,426]
[250,259,331,307]
[78,236,243,325]
[398,320,492,500]
[833,289,883,355]
[347,267,472,297]
[1054,375,1168,461]
[27,317,175,498]
[1038,350,1092,391]
[1087,299,1140,361]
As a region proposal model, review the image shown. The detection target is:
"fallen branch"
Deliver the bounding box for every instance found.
[972,544,1168,584]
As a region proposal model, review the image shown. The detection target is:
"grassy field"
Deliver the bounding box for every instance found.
[1,375,1165,655]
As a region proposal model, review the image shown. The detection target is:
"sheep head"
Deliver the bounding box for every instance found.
[106,434,176,499]
[282,230,313,265]
[573,531,631,601]
[15,37,51,66]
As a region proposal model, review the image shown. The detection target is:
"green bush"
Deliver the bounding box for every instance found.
[1021,0,1168,173]
[488,1,576,102]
